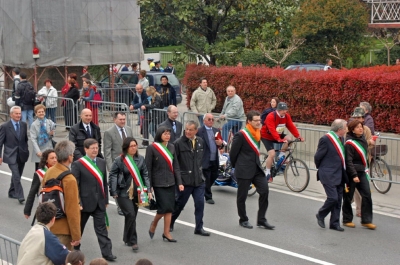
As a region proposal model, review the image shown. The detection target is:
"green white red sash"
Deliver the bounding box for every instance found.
[241,128,260,156]
[79,156,105,197]
[153,142,174,172]
[122,154,148,205]
[345,139,370,180]
[36,166,48,182]
[326,131,346,170]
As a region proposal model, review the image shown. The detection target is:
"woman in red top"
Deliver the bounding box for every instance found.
[80,80,99,125]
[61,73,79,96]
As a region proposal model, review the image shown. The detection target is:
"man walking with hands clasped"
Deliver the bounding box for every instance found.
[315,119,348,231]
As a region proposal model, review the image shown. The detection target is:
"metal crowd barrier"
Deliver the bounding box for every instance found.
[296,126,400,184]
[0,234,20,265]
[79,99,131,133]
[0,89,13,122]
[96,87,134,108]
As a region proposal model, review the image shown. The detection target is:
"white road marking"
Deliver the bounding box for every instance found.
[0,169,395,264]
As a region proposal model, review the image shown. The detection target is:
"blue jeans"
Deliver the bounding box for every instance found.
[197,116,204,127]
[222,120,242,142]
[21,110,33,128]
[46,107,56,123]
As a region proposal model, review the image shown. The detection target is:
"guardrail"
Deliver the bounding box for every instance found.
[0,89,13,122]
[0,234,20,265]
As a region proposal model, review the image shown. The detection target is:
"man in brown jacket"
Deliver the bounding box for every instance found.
[42,140,81,250]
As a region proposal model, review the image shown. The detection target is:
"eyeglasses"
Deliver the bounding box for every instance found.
[129,145,137,148]
[207,118,214,121]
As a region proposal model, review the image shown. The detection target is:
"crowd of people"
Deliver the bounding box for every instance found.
[0,70,380,263]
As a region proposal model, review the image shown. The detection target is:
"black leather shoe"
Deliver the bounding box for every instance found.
[257,221,275,230]
[239,221,253,229]
[329,226,344,232]
[117,207,124,216]
[194,228,210,236]
[316,214,325,228]
[102,254,117,261]
[132,244,139,251]
[18,198,25,204]
[206,199,215,204]
[125,242,133,247]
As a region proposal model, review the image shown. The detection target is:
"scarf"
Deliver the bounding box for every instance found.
[245,123,261,142]
[38,118,49,146]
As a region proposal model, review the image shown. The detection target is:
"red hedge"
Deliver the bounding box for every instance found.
[183,64,400,133]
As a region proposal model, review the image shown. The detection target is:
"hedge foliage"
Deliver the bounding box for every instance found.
[183,64,400,133]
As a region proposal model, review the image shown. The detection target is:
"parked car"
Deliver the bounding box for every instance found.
[96,71,182,105]
[285,63,325,71]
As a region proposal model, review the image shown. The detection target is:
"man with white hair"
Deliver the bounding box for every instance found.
[0,106,29,204]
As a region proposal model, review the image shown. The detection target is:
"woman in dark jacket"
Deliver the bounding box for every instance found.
[109,137,151,250]
[64,79,80,128]
[342,120,376,230]
[140,86,163,147]
[23,149,57,218]
[146,126,183,242]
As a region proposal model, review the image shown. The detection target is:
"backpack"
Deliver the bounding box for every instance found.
[261,108,275,125]
[38,170,71,219]
[22,83,37,106]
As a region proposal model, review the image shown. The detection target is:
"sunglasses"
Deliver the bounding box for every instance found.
[207,118,214,121]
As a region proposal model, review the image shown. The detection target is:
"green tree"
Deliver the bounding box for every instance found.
[138,0,299,65]
[292,0,369,66]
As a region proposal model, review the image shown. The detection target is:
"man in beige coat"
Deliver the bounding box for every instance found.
[190,78,217,126]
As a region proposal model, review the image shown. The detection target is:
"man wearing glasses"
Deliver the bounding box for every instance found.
[230,110,275,230]
[196,113,225,204]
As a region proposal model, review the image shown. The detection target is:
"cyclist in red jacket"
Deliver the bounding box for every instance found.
[260,102,304,180]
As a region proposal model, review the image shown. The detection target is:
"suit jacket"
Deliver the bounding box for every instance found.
[230,130,263,180]
[103,125,133,170]
[158,119,182,143]
[69,121,103,161]
[314,134,347,186]
[71,157,109,213]
[0,120,29,164]
[196,126,220,169]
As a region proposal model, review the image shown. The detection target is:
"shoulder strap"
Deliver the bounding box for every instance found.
[56,170,72,181]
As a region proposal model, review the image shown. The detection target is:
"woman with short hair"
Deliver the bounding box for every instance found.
[30,104,56,170]
[37,79,58,123]
[140,86,163,147]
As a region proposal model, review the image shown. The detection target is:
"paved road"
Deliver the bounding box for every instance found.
[1,158,400,265]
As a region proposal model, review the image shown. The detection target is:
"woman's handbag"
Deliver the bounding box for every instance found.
[147,193,157,210]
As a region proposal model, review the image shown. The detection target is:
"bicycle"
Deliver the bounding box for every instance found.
[370,144,392,194]
[251,139,310,195]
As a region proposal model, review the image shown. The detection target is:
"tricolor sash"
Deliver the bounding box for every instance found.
[36,166,48,183]
[345,139,370,180]
[122,154,148,205]
[153,142,174,172]
[79,156,105,197]
[241,128,260,156]
[326,131,346,170]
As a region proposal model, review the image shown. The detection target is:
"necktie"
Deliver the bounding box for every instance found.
[93,159,96,165]
[15,123,20,138]
[121,128,126,140]
[191,139,195,149]
[86,125,91,137]
[172,122,176,133]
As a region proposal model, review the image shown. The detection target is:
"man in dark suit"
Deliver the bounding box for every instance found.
[103,112,133,215]
[315,119,347,232]
[0,106,29,204]
[158,105,182,143]
[69,108,103,161]
[71,139,116,261]
[196,113,224,204]
[230,110,274,230]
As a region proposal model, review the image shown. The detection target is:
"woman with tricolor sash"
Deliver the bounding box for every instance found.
[342,120,376,230]
[146,126,183,243]
[24,149,57,219]
[109,137,151,250]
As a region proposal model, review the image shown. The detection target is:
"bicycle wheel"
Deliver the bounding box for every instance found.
[284,158,310,192]
[371,157,392,194]
[248,184,257,197]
